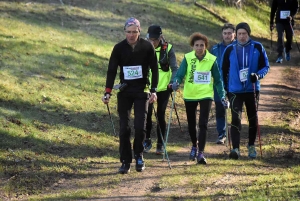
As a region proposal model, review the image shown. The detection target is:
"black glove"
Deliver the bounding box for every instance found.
[102,92,111,103]
[167,84,173,93]
[221,98,230,109]
[270,24,274,31]
[250,73,259,83]
[172,82,180,91]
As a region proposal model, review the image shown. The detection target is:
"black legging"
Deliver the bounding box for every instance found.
[184,99,212,152]
[117,92,149,163]
[228,92,260,149]
[146,90,170,144]
[276,23,293,56]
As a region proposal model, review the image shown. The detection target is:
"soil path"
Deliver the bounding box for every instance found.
[75,15,300,200]
[74,7,300,200]
[84,52,299,201]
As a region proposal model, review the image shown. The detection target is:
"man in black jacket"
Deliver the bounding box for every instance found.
[270,0,299,63]
[102,17,158,174]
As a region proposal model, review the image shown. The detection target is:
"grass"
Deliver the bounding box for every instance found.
[0,0,300,200]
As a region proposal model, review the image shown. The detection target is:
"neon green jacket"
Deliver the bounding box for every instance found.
[174,50,225,101]
[149,42,178,92]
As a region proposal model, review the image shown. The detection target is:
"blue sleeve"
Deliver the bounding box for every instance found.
[209,46,214,55]
[210,45,217,56]
[220,45,232,92]
[255,44,270,80]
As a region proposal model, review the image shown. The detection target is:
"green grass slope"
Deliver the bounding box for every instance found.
[0,0,299,200]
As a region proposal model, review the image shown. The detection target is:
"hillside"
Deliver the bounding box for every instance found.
[0,0,299,200]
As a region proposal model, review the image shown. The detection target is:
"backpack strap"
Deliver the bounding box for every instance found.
[159,41,169,72]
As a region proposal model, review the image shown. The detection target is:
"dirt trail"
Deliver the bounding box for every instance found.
[81,19,300,201]
[85,8,300,201]
[259,65,300,126]
[87,54,300,201]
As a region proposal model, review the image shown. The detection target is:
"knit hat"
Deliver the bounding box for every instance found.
[147,25,162,39]
[124,17,141,31]
[236,22,251,36]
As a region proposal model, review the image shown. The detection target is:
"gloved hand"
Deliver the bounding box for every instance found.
[149,92,157,103]
[167,84,173,93]
[172,81,180,91]
[221,98,230,109]
[250,73,259,83]
[102,93,111,104]
[270,23,274,31]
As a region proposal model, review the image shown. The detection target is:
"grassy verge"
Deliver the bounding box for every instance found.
[0,0,299,200]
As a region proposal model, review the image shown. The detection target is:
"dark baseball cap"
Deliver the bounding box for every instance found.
[147,25,162,39]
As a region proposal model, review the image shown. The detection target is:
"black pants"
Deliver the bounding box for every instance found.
[228,92,259,149]
[276,23,293,57]
[185,99,212,152]
[146,90,170,144]
[117,92,149,163]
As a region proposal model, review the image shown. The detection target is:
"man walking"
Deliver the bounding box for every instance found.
[221,22,270,159]
[270,0,299,63]
[210,23,235,144]
[102,17,158,174]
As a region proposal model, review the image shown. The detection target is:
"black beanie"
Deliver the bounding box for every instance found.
[236,22,251,36]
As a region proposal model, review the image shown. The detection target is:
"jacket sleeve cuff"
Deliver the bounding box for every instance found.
[105,88,112,93]
[150,88,157,93]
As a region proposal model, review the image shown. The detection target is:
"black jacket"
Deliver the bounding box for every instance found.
[270,0,299,25]
[106,37,158,93]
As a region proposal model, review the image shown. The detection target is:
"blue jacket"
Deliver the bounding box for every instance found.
[221,39,269,93]
[210,42,228,69]
[210,41,233,101]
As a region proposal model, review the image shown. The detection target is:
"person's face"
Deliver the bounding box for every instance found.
[222,28,235,45]
[148,37,160,48]
[193,39,206,57]
[236,29,249,44]
[125,25,140,45]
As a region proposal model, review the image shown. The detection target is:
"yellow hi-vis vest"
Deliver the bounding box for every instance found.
[183,50,216,100]
[149,43,173,92]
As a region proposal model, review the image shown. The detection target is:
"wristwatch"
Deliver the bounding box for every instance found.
[150,88,157,93]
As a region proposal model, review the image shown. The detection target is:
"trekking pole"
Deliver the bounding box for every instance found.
[289,21,300,53]
[208,107,214,122]
[153,106,171,169]
[225,108,232,150]
[225,108,228,147]
[251,78,262,158]
[270,30,273,54]
[228,122,232,151]
[104,97,117,136]
[164,89,177,161]
[170,93,183,133]
[224,99,232,150]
